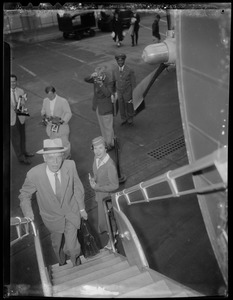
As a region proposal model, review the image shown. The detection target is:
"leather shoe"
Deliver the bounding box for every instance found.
[19,157,31,165]
[59,261,67,266]
[25,152,35,157]
[71,256,81,267]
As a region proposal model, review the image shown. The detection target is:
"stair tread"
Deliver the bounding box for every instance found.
[52,253,118,278]
[117,280,173,298]
[51,253,115,277]
[54,270,153,297]
[52,256,123,285]
[53,260,133,295]
[52,249,114,274]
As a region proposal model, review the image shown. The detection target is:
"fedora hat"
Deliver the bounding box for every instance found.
[37,138,68,154]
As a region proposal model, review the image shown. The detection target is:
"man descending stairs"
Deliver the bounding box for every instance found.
[50,249,201,297]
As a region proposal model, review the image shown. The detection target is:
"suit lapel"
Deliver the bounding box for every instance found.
[41,164,58,204]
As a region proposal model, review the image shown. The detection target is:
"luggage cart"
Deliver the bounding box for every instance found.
[57,11,96,40]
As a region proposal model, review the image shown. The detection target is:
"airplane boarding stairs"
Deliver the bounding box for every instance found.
[10,146,227,297]
[49,249,201,298]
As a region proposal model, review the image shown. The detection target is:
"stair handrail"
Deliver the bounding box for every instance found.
[115,146,227,207]
[103,197,149,269]
[102,197,117,253]
[10,217,52,296]
[10,216,32,246]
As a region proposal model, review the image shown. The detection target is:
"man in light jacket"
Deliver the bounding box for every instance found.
[41,86,72,159]
[19,138,88,267]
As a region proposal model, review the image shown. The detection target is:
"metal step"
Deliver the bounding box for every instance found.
[53,260,132,295]
[52,253,118,279]
[116,280,173,298]
[54,264,141,297]
[52,255,123,285]
[52,250,113,276]
[53,269,154,297]
[52,249,109,272]
[50,250,202,297]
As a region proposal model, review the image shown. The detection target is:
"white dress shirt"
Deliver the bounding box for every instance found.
[46,166,61,194]
[49,95,57,116]
[119,66,125,72]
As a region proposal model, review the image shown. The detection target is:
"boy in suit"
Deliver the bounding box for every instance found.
[112,54,136,126]
[19,138,88,267]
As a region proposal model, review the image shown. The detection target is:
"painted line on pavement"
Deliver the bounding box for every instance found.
[37,43,86,63]
[18,65,36,77]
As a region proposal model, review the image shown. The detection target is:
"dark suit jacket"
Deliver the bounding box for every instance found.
[19,160,85,233]
[131,12,140,32]
[84,75,113,115]
[112,65,136,101]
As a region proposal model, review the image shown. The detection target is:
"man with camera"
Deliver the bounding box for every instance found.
[41,86,72,159]
[84,66,115,151]
[10,74,34,165]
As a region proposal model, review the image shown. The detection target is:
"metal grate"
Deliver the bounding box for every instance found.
[147,136,185,160]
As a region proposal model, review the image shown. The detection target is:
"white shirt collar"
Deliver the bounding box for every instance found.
[46,166,61,178]
[46,166,61,193]
[96,153,110,169]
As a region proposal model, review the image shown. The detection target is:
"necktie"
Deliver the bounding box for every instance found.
[54,173,62,202]
[12,90,17,107]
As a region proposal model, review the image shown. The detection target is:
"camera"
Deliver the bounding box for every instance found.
[92,72,106,83]
[16,94,30,116]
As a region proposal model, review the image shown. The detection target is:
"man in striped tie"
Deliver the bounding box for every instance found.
[19,138,88,267]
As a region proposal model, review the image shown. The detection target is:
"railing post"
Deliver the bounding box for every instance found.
[103,196,117,252]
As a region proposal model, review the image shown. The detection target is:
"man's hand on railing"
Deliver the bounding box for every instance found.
[24,212,34,221]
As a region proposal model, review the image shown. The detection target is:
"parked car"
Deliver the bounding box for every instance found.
[97,10,132,32]
[57,11,96,40]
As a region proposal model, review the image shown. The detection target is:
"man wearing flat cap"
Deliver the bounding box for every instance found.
[19,138,87,267]
[112,53,136,126]
[89,136,119,249]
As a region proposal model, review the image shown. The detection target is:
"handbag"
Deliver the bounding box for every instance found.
[78,218,100,258]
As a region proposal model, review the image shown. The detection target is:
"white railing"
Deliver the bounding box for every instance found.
[114,146,227,208]
[10,217,52,296]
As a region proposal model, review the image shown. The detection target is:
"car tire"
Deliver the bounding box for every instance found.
[63,32,69,39]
